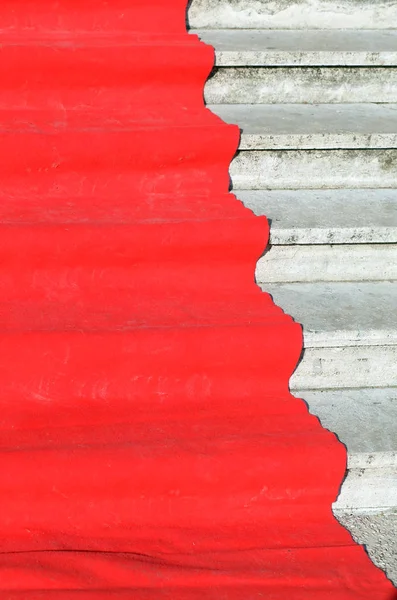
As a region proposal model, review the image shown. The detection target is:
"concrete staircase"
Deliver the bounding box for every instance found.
[189,0,397,583]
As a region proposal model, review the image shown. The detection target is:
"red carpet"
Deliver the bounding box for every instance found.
[0,1,395,597]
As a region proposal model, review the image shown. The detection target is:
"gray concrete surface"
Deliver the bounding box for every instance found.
[302,388,397,459]
[206,67,397,104]
[230,149,397,189]
[301,389,397,513]
[194,29,397,66]
[211,103,397,150]
[257,244,397,282]
[335,465,397,512]
[263,283,397,341]
[190,0,397,581]
[291,345,397,390]
[238,189,397,244]
[189,0,397,30]
[262,283,397,389]
[336,510,397,586]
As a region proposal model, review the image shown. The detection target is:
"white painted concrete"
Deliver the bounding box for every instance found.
[237,189,397,244]
[189,1,397,30]
[230,149,397,189]
[257,244,397,282]
[206,67,397,104]
[211,103,397,150]
[195,30,397,66]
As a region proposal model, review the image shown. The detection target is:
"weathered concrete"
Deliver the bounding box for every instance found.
[238,189,397,244]
[336,511,397,586]
[188,0,397,30]
[257,244,397,282]
[291,345,397,390]
[302,388,397,458]
[211,103,397,150]
[191,0,397,581]
[301,388,397,576]
[263,282,397,389]
[206,67,397,104]
[230,149,397,189]
[335,466,397,512]
[194,29,397,66]
[263,282,397,346]
[303,387,397,515]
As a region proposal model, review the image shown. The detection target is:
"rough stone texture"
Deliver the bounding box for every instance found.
[195,29,397,66]
[336,510,397,587]
[206,67,397,104]
[257,243,397,282]
[188,0,397,30]
[211,103,397,150]
[230,149,397,189]
[237,189,397,244]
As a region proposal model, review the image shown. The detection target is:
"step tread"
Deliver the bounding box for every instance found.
[238,189,397,244]
[230,148,397,190]
[302,388,397,466]
[194,29,397,66]
[334,464,397,512]
[259,244,397,284]
[189,0,397,30]
[205,66,397,105]
[210,103,397,149]
[303,388,397,514]
[264,281,397,346]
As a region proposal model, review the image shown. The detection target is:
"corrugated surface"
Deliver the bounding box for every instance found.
[0,1,395,596]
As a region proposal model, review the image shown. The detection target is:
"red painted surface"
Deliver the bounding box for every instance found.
[0,1,395,597]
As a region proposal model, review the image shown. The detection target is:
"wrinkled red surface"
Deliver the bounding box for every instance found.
[0,1,395,597]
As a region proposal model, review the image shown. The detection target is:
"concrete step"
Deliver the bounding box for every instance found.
[211,103,397,150]
[303,387,397,583]
[305,387,397,510]
[189,8,397,581]
[303,388,397,473]
[258,243,397,283]
[230,149,397,190]
[195,30,397,66]
[189,1,397,30]
[206,67,397,105]
[238,189,397,244]
[262,282,397,389]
